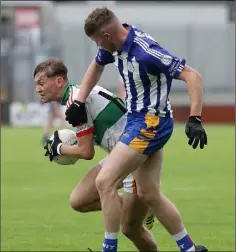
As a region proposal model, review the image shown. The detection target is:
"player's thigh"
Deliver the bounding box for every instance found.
[134,149,163,197]
[121,192,148,230]
[97,142,147,190]
[70,160,104,205]
[97,113,172,189]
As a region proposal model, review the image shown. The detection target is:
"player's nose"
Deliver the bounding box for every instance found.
[35,85,41,93]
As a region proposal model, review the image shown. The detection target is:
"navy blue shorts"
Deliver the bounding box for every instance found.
[120,112,174,156]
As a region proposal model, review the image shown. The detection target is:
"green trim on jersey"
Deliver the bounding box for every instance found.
[94,98,126,146]
[61,81,73,105]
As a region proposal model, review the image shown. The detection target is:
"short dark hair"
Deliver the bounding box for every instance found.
[84,7,116,37]
[33,59,68,80]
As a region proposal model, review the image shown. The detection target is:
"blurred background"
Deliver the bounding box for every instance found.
[1,0,235,126]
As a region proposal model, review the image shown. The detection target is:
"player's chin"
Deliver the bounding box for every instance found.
[40,97,49,103]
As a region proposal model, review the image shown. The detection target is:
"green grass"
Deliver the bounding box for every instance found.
[1,125,235,251]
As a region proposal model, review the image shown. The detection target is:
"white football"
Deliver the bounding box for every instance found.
[50,129,79,165]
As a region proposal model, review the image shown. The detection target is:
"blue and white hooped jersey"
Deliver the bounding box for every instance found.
[95,23,186,118]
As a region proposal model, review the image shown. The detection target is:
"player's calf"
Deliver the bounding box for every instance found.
[121,223,158,251]
[121,192,158,251]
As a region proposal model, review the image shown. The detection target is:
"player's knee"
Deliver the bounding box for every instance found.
[70,193,89,213]
[95,175,108,193]
[137,187,161,205]
[95,173,115,194]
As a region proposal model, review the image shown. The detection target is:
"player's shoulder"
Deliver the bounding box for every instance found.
[65,84,79,108]
[133,28,161,47]
[69,83,80,92]
[69,84,80,97]
[131,31,163,62]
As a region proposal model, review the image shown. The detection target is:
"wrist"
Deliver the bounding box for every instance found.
[57,143,63,155]
[189,116,202,123]
[74,100,85,106]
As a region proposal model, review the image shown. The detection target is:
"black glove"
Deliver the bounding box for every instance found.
[65,100,87,127]
[185,116,207,149]
[44,130,63,162]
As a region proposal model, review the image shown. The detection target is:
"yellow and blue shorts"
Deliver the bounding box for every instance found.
[120,112,174,156]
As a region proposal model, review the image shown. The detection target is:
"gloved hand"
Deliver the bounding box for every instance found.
[44,130,63,161]
[185,116,207,149]
[65,100,87,127]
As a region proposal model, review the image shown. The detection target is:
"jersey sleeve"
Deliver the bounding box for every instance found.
[142,44,186,79]
[75,110,94,137]
[95,47,115,66]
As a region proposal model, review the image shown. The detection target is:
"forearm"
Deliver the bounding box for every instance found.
[60,144,94,160]
[186,71,203,116]
[78,60,104,103]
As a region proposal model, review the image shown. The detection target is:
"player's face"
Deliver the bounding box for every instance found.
[35,74,63,103]
[91,33,116,53]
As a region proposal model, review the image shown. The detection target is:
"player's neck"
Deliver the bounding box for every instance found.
[115,26,129,51]
[57,82,68,103]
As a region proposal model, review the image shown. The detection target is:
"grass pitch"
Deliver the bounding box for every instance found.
[1,125,235,251]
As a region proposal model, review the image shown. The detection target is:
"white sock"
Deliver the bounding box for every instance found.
[173,228,195,252]
[172,228,188,241]
[105,232,119,240]
[186,245,195,251]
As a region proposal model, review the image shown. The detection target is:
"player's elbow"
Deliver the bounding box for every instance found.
[179,65,202,85]
[73,143,95,160]
[190,69,202,84]
[81,148,95,160]
[83,152,94,160]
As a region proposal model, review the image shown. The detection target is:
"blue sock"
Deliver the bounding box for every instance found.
[102,232,118,252]
[173,229,195,252]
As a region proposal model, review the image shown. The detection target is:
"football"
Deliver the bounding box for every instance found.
[50,129,79,165]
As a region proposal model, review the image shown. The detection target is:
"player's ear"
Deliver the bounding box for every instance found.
[56,76,64,87]
[104,32,111,40]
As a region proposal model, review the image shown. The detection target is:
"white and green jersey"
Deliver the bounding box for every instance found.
[61,82,127,152]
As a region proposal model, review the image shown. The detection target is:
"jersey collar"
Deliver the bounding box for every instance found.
[61,81,73,105]
[121,23,135,53]
[113,23,134,56]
